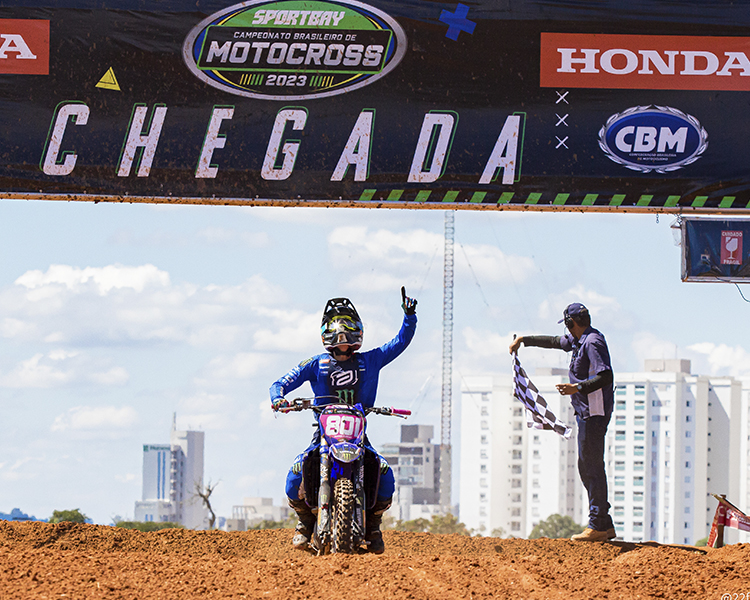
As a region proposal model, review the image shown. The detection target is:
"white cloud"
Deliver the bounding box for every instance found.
[538,285,630,329]
[252,311,320,352]
[16,264,170,295]
[0,351,129,389]
[0,266,291,350]
[687,342,750,376]
[202,352,278,381]
[457,326,568,375]
[456,242,536,284]
[631,332,681,368]
[51,405,139,432]
[327,226,537,293]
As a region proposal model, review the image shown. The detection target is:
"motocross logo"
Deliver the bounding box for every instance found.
[182,0,406,100]
[598,105,707,173]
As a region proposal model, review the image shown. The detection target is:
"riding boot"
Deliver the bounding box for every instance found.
[365,499,391,554]
[288,498,316,550]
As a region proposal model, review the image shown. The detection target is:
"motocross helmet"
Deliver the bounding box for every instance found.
[321,298,363,355]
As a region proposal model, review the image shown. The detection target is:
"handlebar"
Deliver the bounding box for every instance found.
[278,398,411,419]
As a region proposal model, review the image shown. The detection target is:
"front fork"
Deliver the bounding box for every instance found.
[315,439,366,553]
[316,438,332,552]
[354,457,366,544]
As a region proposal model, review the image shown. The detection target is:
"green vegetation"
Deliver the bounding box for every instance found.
[115,521,184,532]
[49,509,89,524]
[387,513,471,535]
[528,514,585,539]
[695,537,708,547]
[248,515,297,530]
[490,526,506,538]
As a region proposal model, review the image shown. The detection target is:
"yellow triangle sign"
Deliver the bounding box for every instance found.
[96,67,120,91]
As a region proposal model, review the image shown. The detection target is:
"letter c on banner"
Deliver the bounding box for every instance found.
[41,102,90,176]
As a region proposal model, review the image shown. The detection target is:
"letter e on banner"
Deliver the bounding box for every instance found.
[0,19,49,74]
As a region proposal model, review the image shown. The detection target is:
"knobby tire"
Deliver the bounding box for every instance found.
[332,478,355,554]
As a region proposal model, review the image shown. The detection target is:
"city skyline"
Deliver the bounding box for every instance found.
[459,358,750,545]
[1,201,749,525]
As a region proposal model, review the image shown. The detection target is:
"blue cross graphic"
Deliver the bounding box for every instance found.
[439,3,476,41]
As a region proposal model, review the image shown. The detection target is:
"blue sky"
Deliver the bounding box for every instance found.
[0,200,747,525]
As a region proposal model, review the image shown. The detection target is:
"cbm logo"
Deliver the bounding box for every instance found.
[598,105,707,173]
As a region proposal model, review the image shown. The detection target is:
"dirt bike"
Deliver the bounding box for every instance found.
[279,397,410,555]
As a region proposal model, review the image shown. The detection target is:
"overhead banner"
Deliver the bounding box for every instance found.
[3,0,750,211]
[682,218,750,282]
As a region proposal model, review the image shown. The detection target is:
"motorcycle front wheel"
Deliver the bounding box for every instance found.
[332,477,355,554]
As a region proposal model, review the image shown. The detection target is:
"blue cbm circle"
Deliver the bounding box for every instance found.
[604,110,701,167]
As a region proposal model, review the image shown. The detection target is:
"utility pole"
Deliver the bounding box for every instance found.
[439,210,454,512]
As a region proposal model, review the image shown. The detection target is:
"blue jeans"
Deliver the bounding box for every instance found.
[576,413,614,531]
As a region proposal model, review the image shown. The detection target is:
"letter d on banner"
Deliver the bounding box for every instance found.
[408,112,458,183]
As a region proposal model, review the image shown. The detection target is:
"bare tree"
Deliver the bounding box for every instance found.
[194,479,220,530]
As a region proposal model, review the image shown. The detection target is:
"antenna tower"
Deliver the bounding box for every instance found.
[439,210,454,512]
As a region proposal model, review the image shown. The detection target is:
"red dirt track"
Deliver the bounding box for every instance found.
[0,521,748,599]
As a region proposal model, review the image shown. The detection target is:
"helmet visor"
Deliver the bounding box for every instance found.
[321,316,363,349]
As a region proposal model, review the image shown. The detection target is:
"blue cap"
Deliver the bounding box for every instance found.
[558,302,589,323]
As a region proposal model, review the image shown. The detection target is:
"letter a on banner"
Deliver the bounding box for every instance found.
[331,110,374,182]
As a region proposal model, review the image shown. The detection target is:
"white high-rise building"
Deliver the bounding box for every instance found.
[609,359,749,545]
[134,420,208,529]
[460,360,750,544]
[460,372,585,538]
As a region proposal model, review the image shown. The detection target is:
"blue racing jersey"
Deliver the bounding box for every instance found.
[270,313,417,408]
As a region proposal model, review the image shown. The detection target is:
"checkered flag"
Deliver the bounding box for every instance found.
[512,352,572,439]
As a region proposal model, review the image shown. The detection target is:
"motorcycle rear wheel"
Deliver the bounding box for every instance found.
[332,478,355,554]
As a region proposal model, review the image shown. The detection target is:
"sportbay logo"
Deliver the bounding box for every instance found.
[182,0,406,100]
[0,19,49,75]
[540,33,750,91]
[598,106,708,173]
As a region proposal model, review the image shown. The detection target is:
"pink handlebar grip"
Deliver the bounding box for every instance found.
[391,408,411,416]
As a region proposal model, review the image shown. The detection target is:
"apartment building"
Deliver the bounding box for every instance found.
[460,372,585,537]
[381,424,443,522]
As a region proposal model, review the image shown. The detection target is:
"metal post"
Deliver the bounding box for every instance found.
[716,494,726,548]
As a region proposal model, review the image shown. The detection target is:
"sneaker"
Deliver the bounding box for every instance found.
[366,530,385,554]
[606,528,617,540]
[571,528,612,542]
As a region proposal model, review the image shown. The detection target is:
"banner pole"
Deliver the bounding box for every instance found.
[717,494,726,548]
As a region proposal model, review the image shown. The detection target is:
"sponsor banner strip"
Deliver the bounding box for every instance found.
[5,191,750,214]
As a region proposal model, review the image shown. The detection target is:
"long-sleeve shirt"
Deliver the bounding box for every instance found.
[270,313,417,409]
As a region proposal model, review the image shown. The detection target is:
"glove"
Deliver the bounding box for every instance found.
[272,397,290,412]
[401,286,417,315]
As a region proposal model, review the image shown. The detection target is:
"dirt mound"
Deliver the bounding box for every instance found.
[0,521,747,599]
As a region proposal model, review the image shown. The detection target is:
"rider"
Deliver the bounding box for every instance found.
[270,288,417,554]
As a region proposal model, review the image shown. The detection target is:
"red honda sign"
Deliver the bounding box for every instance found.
[0,19,49,75]
[541,33,750,91]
